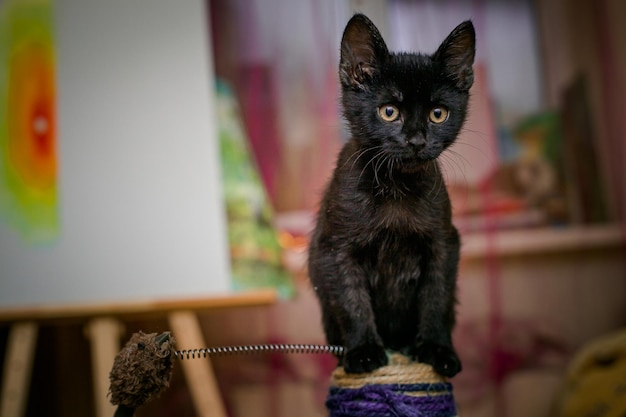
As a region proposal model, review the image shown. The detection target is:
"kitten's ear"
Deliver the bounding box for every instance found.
[435,21,476,90]
[339,14,389,89]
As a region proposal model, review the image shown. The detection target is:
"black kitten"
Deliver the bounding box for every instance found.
[308,14,475,377]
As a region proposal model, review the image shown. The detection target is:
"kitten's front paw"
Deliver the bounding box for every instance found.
[413,342,462,377]
[344,343,388,373]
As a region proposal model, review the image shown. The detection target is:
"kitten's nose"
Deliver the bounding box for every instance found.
[406,136,426,151]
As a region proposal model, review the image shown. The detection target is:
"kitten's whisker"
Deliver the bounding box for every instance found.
[453,132,496,164]
[373,153,390,187]
[372,155,381,186]
[374,156,387,186]
[441,151,473,204]
[435,162,445,200]
[458,127,489,144]
[441,154,470,208]
[341,145,383,172]
[439,156,454,184]
[387,157,401,196]
[428,160,445,202]
[445,148,472,170]
[349,149,370,172]
[340,149,361,170]
[357,148,386,186]
[385,156,400,197]
[441,151,469,186]
[443,157,462,187]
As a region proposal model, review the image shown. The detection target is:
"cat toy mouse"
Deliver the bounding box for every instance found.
[108,330,343,416]
[109,331,175,417]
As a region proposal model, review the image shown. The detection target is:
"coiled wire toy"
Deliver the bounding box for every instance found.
[174,343,344,360]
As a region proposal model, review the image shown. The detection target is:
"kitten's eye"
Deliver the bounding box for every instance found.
[429,107,449,124]
[378,105,400,122]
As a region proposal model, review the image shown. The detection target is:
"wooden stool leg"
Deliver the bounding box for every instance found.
[168,311,227,417]
[85,317,123,417]
[0,322,38,417]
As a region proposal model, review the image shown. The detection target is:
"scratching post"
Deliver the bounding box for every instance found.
[326,354,458,417]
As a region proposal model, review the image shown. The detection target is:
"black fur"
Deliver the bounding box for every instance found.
[308,14,475,377]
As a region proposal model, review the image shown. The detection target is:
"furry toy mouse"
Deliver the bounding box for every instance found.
[109,331,175,417]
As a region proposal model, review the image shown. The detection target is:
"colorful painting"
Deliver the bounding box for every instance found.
[0,0,58,244]
[216,80,294,298]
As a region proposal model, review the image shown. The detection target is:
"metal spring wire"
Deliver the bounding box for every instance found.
[174,344,345,360]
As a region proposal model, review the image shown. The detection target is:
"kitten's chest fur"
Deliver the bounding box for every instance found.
[326,140,451,240]
[359,228,426,298]
[359,232,426,349]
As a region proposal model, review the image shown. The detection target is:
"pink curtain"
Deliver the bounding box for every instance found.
[210,0,344,211]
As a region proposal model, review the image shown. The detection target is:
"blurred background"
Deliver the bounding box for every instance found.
[1,0,625,416]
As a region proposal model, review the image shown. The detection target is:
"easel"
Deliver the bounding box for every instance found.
[0,290,277,417]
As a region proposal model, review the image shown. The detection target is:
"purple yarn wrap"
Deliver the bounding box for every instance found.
[326,383,457,417]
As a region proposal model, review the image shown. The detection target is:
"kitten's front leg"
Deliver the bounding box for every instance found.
[318,255,388,373]
[344,342,388,373]
[341,310,388,374]
[413,228,462,377]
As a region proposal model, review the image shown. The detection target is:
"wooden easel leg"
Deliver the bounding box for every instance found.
[0,322,38,417]
[168,311,227,417]
[85,317,123,417]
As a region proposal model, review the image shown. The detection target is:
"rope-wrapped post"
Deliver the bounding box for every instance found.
[326,354,458,417]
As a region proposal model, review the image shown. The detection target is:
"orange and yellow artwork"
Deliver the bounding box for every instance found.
[0,0,57,244]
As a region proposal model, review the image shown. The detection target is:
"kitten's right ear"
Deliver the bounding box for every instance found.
[339,14,389,89]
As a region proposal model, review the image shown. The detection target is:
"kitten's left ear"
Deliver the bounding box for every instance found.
[435,21,476,90]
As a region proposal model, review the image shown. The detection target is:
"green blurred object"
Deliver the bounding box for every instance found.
[513,111,562,167]
[216,80,294,298]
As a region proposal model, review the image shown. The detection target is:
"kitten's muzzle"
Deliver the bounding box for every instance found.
[405,136,426,151]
